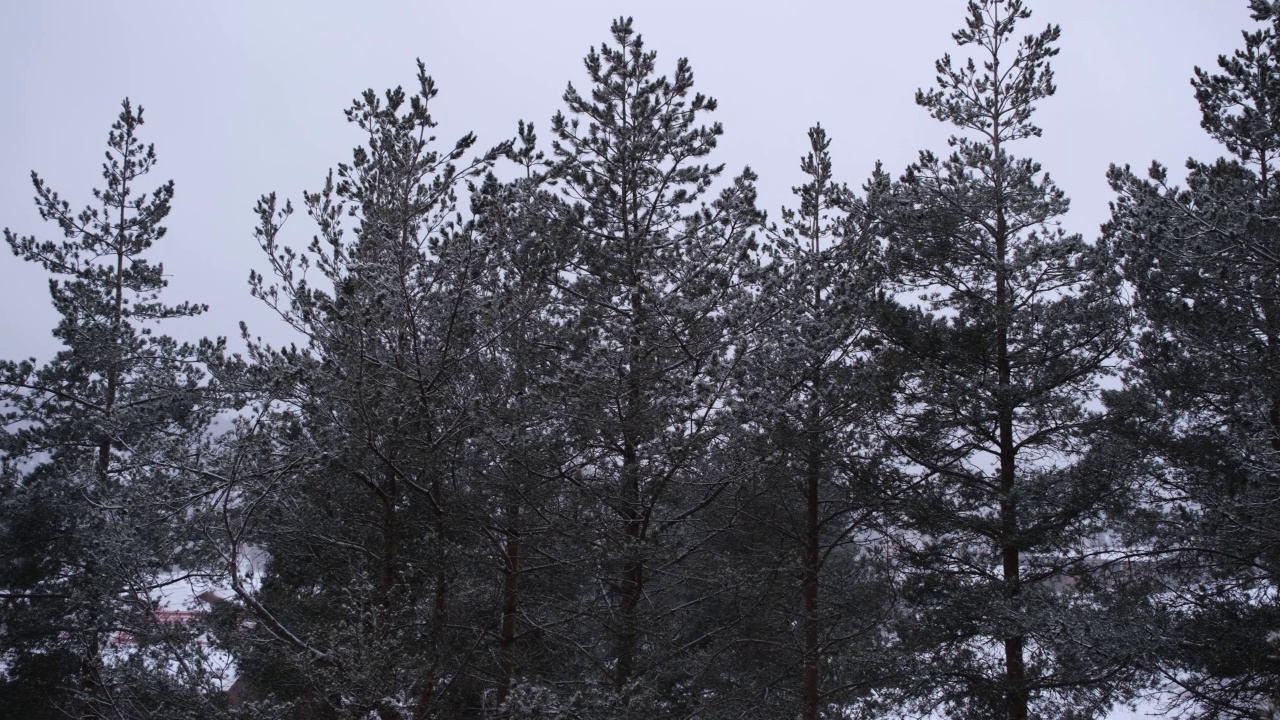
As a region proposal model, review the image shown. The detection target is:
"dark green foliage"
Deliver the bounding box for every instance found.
[1106,2,1280,716]
[876,3,1143,719]
[456,130,587,712]
[535,17,764,717]
[719,125,898,720]
[0,100,222,718]
[12,9,1278,720]
[196,65,509,719]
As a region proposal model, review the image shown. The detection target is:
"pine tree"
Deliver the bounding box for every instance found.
[198,65,507,719]
[1106,1,1280,715]
[540,17,762,716]
[465,124,587,711]
[877,3,1142,718]
[720,126,897,720]
[0,100,221,719]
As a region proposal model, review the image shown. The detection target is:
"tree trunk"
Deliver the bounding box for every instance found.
[497,500,521,709]
[617,445,643,695]
[991,34,1028,715]
[997,222,1028,720]
[997,261,1027,720]
[78,190,130,720]
[617,271,646,696]
[377,480,397,639]
[803,370,823,720]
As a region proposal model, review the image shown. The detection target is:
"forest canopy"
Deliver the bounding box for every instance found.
[3,2,1280,719]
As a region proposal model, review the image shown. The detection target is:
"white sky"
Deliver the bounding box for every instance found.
[0,0,1249,363]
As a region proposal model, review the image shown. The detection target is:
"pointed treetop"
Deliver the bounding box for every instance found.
[1192,3,1280,187]
[4,98,204,329]
[916,0,1060,144]
[549,18,727,229]
[774,124,857,255]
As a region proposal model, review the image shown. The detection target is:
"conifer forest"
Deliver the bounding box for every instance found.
[6,1,1280,718]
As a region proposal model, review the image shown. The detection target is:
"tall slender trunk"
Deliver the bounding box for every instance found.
[996,221,1027,720]
[995,204,1027,720]
[616,248,646,695]
[498,312,535,710]
[802,378,823,720]
[415,472,448,718]
[617,442,643,694]
[995,215,1029,720]
[497,499,521,708]
[611,202,645,691]
[78,167,130,720]
[433,471,449,628]
[377,478,397,638]
[802,213,825,720]
[989,20,1027,716]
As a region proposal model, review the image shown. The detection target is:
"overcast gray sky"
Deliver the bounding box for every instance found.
[0,1,1252,361]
